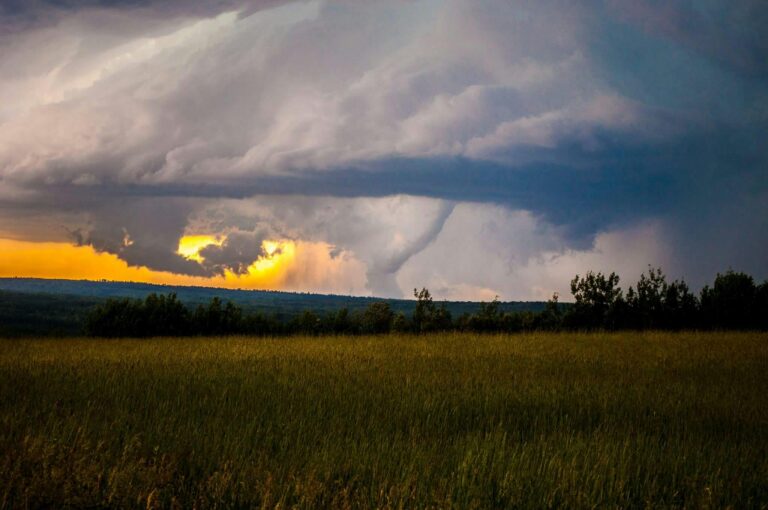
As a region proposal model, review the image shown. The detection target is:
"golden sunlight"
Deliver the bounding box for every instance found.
[0,237,345,292]
[249,240,295,274]
[177,235,223,262]
[175,235,296,278]
[0,238,207,286]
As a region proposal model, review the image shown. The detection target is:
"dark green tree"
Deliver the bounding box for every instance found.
[700,270,757,329]
[630,266,666,328]
[537,292,563,330]
[622,268,698,329]
[472,296,502,332]
[192,297,243,335]
[661,278,698,329]
[85,297,142,337]
[362,302,394,334]
[412,288,452,332]
[755,281,768,330]
[391,312,410,333]
[143,293,190,336]
[292,310,321,335]
[329,307,353,334]
[566,271,623,329]
[412,287,435,333]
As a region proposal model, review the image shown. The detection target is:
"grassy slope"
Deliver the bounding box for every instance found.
[1,332,767,508]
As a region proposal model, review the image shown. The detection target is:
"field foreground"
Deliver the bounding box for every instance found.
[1,332,767,508]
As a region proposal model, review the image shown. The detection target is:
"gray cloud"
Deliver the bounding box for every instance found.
[0,0,766,298]
[187,195,460,296]
[0,0,291,36]
[73,198,209,276]
[364,201,455,297]
[606,0,768,78]
[198,229,273,276]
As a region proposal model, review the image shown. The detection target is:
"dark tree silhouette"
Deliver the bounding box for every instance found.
[700,270,757,329]
[412,287,452,333]
[624,267,698,329]
[82,268,767,337]
[362,302,395,334]
[566,271,623,329]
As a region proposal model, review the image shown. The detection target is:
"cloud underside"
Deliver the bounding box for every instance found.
[0,0,766,298]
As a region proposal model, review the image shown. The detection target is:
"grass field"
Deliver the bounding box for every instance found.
[1,332,767,509]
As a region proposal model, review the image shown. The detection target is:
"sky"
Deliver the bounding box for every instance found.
[0,0,766,300]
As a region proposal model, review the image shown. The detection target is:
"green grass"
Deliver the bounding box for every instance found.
[1,332,767,509]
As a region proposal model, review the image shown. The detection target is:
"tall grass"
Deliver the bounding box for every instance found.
[1,332,767,508]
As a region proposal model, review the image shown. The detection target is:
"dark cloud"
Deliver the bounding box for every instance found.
[62,124,743,247]
[4,118,766,289]
[198,229,273,275]
[73,198,209,276]
[605,0,768,78]
[0,0,766,297]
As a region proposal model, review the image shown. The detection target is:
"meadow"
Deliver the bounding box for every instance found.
[1,332,767,509]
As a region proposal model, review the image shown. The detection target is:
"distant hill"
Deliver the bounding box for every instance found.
[0,278,548,337]
[0,290,100,337]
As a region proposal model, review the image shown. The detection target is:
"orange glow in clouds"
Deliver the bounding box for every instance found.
[175,235,297,282]
[0,236,304,291]
[176,235,223,262]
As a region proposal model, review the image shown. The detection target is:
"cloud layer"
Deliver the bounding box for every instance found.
[0,0,766,298]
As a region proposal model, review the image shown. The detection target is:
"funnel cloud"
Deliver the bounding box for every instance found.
[0,0,766,298]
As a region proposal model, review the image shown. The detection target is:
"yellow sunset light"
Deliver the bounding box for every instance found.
[177,235,223,262]
[249,240,295,274]
[0,236,353,293]
[263,240,280,256]
[176,234,296,281]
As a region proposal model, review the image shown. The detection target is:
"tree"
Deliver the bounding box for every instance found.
[329,307,352,334]
[661,278,698,329]
[432,304,453,331]
[85,297,142,337]
[412,288,452,332]
[622,267,699,330]
[755,281,768,330]
[242,311,280,336]
[362,302,394,334]
[391,312,410,333]
[566,271,623,329]
[192,297,244,335]
[472,296,502,332]
[700,270,757,329]
[413,287,435,333]
[292,310,321,335]
[537,292,563,330]
[630,266,666,328]
[85,293,192,337]
[143,293,190,336]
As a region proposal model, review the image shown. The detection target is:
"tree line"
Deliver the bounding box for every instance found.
[85,268,768,337]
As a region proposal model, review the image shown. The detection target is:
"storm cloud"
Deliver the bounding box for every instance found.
[0,0,766,298]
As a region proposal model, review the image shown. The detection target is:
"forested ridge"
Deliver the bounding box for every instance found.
[82,268,768,337]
